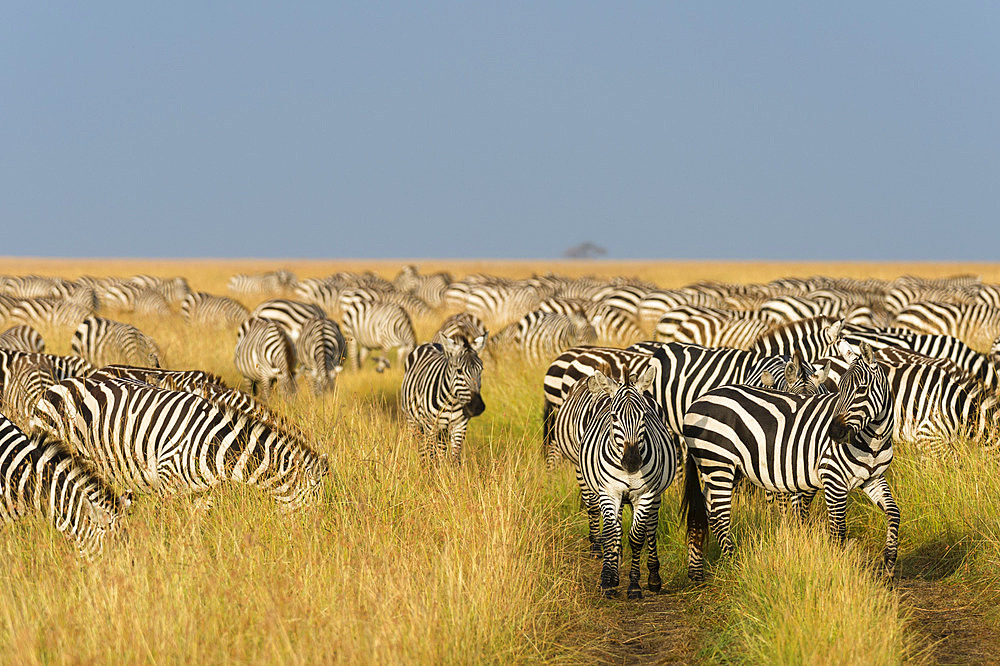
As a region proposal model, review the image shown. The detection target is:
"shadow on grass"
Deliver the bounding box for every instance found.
[353,386,404,420]
[897,533,975,581]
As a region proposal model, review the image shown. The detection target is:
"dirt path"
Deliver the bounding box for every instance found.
[899,579,1000,664]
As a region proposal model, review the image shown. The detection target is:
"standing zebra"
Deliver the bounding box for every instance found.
[400,336,485,464]
[72,316,162,369]
[181,292,250,328]
[0,413,129,558]
[251,299,328,343]
[0,325,45,352]
[30,374,328,510]
[681,342,897,582]
[431,312,488,350]
[891,301,1000,343]
[341,300,416,372]
[579,368,679,598]
[296,317,346,395]
[508,310,597,364]
[1,354,57,429]
[234,317,297,399]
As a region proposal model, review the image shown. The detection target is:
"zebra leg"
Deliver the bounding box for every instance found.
[793,489,818,522]
[577,468,601,557]
[644,495,663,594]
[347,337,361,371]
[860,475,900,579]
[823,479,850,544]
[626,496,656,599]
[598,492,624,595]
[448,421,467,464]
[704,470,737,557]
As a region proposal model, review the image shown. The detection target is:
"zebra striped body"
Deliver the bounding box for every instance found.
[431,312,488,350]
[31,375,328,510]
[9,297,93,328]
[251,299,328,343]
[234,318,297,399]
[891,301,1000,342]
[682,342,897,581]
[228,270,297,297]
[0,414,128,558]
[400,338,485,464]
[181,292,250,328]
[578,369,678,597]
[0,325,45,352]
[510,311,597,364]
[72,317,162,369]
[341,300,416,371]
[0,349,97,393]
[1,354,57,429]
[296,317,345,395]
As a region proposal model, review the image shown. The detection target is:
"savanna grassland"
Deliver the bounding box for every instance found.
[1,258,999,665]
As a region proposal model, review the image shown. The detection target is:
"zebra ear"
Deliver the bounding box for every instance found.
[471,334,487,354]
[814,361,831,386]
[85,497,114,529]
[860,341,874,364]
[439,335,462,356]
[837,339,859,363]
[783,359,800,387]
[760,370,775,388]
[634,365,656,394]
[587,371,617,398]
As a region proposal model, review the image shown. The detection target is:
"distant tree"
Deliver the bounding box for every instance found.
[563,242,607,259]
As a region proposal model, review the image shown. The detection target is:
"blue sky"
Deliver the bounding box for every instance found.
[3,3,998,259]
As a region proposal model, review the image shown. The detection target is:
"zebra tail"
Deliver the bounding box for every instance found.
[542,398,555,458]
[679,456,707,532]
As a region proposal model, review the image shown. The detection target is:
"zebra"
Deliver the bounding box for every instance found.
[578,367,679,597]
[681,341,897,582]
[839,323,1000,391]
[234,317,297,399]
[96,281,171,316]
[659,308,773,350]
[891,301,1000,344]
[507,310,597,364]
[338,286,433,320]
[228,270,297,297]
[392,265,452,308]
[296,317,346,395]
[0,325,45,352]
[431,312,488,351]
[341,300,416,372]
[72,317,162,369]
[0,349,97,394]
[1,353,58,429]
[127,274,192,305]
[400,336,485,464]
[251,299,328,343]
[30,374,328,510]
[181,292,250,328]
[9,297,94,328]
[0,413,129,558]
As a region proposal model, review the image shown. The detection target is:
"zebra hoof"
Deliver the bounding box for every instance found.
[647,580,662,594]
[626,585,642,600]
[589,543,602,558]
[601,586,618,598]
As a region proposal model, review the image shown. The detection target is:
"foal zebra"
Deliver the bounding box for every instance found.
[0,413,129,558]
[400,336,485,464]
[30,374,328,510]
[578,367,679,598]
[681,342,897,582]
[72,316,162,369]
[234,317,297,399]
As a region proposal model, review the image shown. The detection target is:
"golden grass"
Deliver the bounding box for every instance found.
[1,259,999,663]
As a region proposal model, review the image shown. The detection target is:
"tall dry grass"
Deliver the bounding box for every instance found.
[1,259,999,663]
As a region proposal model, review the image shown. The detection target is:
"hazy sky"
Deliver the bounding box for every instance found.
[3,3,998,260]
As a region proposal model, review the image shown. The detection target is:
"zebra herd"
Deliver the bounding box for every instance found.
[1,267,1000,597]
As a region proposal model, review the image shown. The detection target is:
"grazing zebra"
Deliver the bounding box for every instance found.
[228,270,297,296]
[681,342,897,582]
[891,301,1000,343]
[341,300,416,371]
[400,336,485,464]
[748,316,840,362]
[0,325,45,352]
[181,292,250,328]
[234,317,297,399]
[0,349,97,393]
[578,368,679,597]
[72,317,162,369]
[1,354,57,429]
[128,274,192,305]
[30,375,328,510]
[97,282,171,316]
[660,309,773,350]
[251,299,328,343]
[840,323,1000,390]
[296,317,346,395]
[0,414,129,558]
[508,310,597,364]
[392,265,451,308]
[431,312,488,350]
[9,297,93,328]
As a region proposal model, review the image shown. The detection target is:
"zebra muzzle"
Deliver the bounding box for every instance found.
[464,393,486,418]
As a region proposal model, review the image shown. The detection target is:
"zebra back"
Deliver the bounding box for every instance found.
[0,325,45,353]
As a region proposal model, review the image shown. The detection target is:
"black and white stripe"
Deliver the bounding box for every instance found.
[0,325,45,353]
[181,292,250,328]
[251,299,328,343]
[400,337,485,463]
[341,300,417,371]
[72,317,162,369]
[296,317,346,395]
[31,374,328,510]
[234,317,297,399]
[681,342,897,581]
[578,368,679,597]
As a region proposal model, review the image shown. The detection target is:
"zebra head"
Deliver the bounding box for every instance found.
[274,447,330,512]
[828,341,891,449]
[587,366,657,474]
[440,335,485,418]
